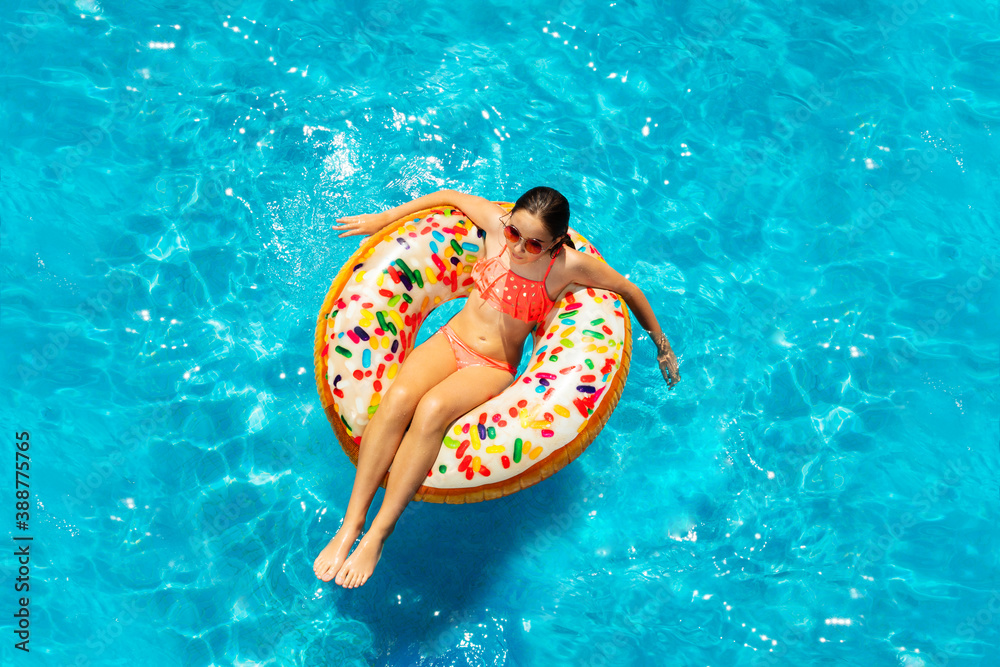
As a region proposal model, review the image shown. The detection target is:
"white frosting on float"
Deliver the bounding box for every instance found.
[316,205,631,501]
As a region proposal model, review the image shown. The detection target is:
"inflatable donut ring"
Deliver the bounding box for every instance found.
[314,204,632,503]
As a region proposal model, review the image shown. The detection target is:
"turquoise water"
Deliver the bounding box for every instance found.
[1,0,998,664]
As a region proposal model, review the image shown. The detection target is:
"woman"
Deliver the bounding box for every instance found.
[313,187,680,588]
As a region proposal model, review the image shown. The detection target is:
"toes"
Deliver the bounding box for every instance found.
[315,553,337,580]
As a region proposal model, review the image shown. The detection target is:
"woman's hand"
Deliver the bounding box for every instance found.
[654,333,680,389]
[332,212,389,237]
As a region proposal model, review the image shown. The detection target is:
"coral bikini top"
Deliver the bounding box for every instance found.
[471,245,559,324]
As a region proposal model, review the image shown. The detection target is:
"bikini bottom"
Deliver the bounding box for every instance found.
[439,324,516,375]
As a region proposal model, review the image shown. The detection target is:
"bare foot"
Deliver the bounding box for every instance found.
[313,520,363,581]
[335,528,389,589]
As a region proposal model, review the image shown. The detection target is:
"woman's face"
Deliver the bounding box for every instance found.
[502,209,558,263]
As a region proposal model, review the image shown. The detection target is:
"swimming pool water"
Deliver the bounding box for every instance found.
[1,0,998,664]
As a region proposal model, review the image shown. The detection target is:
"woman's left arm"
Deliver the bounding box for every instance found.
[567,251,680,388]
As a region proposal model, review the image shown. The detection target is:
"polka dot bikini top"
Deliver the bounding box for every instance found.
[471,245,559,324]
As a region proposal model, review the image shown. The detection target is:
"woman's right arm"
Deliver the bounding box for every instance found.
[333,190,505,238]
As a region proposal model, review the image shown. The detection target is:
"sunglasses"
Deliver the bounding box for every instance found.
[501,217,558,255]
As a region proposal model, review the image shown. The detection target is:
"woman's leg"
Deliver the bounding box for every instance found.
[335,364,514,588]
[313,332,458,581]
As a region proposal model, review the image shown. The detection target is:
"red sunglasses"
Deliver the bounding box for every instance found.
[501,217,557,255]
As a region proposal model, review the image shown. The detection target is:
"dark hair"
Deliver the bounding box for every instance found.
[512,186,576,256]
